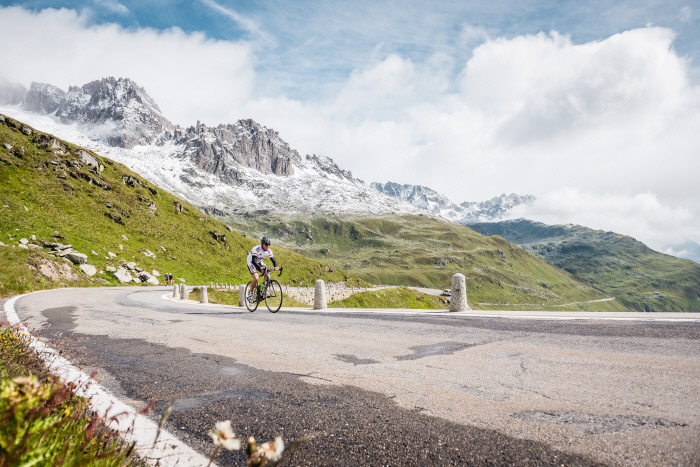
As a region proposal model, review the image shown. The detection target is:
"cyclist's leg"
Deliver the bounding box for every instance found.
[248,261,262,300]
[250,272,259,290]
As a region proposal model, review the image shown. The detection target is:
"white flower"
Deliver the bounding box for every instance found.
[259,436,284,462]
[208,420,241,451]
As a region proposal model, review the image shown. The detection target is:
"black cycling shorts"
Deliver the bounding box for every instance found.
[248,260,266,275]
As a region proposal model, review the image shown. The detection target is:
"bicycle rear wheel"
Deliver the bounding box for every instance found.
[265,280,283,313]
[244,281,259,312]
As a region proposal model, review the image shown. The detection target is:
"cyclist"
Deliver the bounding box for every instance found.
[247,236,279,302]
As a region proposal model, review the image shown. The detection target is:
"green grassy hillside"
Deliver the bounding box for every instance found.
[224,213,629,311]
[0,114,365,298]
[328,287,450,309]
[469,219,700,312]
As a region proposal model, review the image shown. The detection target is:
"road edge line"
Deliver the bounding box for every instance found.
[3,291,215,467]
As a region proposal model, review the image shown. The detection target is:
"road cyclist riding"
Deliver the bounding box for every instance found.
[245,236,284,312]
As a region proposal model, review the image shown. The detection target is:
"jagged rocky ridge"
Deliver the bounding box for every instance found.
[371,181,535,224]
[1,76,530,220]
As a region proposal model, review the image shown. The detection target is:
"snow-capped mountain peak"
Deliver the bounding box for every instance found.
[1,75,529,222]
[16,77,173,149]
[371,181,451,211]
[372,182,535,224]
[23,82,66,114]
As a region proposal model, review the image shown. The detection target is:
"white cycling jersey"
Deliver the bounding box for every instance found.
[247,244,274,268]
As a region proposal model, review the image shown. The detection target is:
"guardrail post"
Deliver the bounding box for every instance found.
[450,273,470,311]
[180,284,188,300]
[173,285,180,299]
[314,280,327,310]
[239,284,246,306]
[200,286,208,304]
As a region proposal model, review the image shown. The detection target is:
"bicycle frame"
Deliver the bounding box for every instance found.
[246,266,284,313]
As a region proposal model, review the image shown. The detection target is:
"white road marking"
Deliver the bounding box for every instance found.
[4,291,216,467]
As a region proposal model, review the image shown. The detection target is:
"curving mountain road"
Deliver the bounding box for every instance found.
[9,287,700,466]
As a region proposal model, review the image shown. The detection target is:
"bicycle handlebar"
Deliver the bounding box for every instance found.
[264,266,283,278]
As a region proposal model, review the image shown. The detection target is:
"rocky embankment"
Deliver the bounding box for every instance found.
[0,231,160,286]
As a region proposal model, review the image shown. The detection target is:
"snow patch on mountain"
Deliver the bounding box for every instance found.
[1,75,531,223]
[0,105,422,218]
[372,181,535,223]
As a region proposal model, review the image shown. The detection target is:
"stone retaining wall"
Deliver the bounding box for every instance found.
[284,285,399,306]
[206,283,401,306]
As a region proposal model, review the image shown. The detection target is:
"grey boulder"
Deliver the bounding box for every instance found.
[113,267,132,283]
[79,264,97,276]
[66,252,88,264]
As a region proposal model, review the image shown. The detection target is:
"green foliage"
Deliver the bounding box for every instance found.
[470,219,700,312]
[328,287,451,309]
[0,327,140,466]
[0,115,365,298]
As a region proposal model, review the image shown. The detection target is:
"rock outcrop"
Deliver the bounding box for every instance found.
[175,118,301,183]
[114,267,132,283]
[372,182,536,224]
[22,82,66,114]
[79,264,97,276]
[116,261,160,285]
[66,252,88,265]
[306,154,354,181]
[30,77,176,149]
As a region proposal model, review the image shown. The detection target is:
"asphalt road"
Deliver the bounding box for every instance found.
[11,287,700,466]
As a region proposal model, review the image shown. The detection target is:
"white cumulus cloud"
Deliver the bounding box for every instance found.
[0,6,255,127]
[0,6,698,253]
[505,189,699,253]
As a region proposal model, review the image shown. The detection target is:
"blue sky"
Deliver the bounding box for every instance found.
[5,0,699,99]
[1,1,699,253]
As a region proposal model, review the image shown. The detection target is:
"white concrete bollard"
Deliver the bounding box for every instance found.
[180,284,188,300]
[239,284,246,307]
[172,285,180,299]
[450,273,471,312]
[314,280,327,310]
[210,282,213,288]
[200,286,208,304]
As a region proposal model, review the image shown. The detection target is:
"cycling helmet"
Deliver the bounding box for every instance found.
[261,236,271,246]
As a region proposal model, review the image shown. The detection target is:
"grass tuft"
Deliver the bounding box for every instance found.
[0,326,142,466]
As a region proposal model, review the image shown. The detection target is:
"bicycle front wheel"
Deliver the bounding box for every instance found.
[244,281,259,312]
[265,280,283,313]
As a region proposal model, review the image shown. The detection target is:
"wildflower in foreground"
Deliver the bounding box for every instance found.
[209,420,241,450]
[207,420,241,467]
[247,435,284,467]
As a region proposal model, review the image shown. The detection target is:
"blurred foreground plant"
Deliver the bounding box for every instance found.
[0,326,140,466]
[207,419,312,467]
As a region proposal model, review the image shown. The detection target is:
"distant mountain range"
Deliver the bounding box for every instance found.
[2,76,698,312]
[469,219,700,312]
[371,181,535,224]
[0,77,531,223]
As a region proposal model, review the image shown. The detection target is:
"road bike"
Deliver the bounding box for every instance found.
[245,266,284,313]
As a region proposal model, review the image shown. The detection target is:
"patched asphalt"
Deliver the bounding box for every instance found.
[10,288,700,466]
[36,305,603,466]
